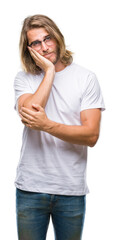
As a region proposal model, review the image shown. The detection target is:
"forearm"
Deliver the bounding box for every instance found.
[20,106,100,147]
[45,120,99,147]
[23,68,55,109]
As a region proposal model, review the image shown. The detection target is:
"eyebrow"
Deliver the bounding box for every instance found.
[29,35,50,46]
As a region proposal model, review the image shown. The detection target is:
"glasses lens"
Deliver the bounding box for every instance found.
[31,40,41,50]
[45,36,52,46]
[30,36,53,50]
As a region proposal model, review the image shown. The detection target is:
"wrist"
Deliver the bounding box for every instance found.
[46,66,55,75]
[43,119,57,133]
[44,68,55,81]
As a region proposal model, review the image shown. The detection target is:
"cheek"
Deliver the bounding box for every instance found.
[51,41,59,52]
[53,45,60,59]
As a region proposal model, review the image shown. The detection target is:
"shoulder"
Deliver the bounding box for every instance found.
[14,70,43,83]
[15,71,33,79]
[69,62,95,78]
[69,63,97,87]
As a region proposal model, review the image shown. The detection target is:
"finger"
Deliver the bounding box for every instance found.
[21,120,28,124]
[28,50,44,68]
[21,113,34,124]
[21,115,29,124]
[28,48,41,63]
[20,107,35,117]
[20,109,34,122]
[22,121,32,129]
[32,104,43,111]
[29,48,49,64]
[28,47,52,70]
[28,47,43,59]
[28,50,40,62]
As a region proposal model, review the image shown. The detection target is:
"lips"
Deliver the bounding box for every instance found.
[43,52,53,58]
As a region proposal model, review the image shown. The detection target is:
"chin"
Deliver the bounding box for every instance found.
[52,55,59,65]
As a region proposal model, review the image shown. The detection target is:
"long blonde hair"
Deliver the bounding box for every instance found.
[19,14,73,74]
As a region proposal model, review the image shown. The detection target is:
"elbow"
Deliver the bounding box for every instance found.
[22,97,34,110]
[88,133,99,147]
[23,102,32,110]
[18,102,31,113]
[23,100,44,110]
[22,100,37,111]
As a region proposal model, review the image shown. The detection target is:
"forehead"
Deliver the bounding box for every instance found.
[27,27,49,41]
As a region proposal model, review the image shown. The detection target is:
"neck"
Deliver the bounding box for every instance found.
[55,60,66,72]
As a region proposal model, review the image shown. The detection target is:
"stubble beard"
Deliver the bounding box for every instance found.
[44,47,60,66]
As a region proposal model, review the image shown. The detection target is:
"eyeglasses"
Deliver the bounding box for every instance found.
[28,35,54,50]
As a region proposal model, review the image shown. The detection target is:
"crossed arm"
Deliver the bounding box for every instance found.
[18,47,101,147]
[20,105,101,147]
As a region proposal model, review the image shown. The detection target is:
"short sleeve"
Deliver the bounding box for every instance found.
[14,71,34,110]
[80,73,105,112]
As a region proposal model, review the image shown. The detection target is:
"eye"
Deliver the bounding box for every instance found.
[45,36,51,42]
[32,40,41,47]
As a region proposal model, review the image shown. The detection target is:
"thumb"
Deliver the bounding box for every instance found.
[32,104,44,111]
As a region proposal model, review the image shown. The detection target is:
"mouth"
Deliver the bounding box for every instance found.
[43,52,53,58]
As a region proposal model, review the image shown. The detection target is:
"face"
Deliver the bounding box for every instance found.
[27,28,59,65]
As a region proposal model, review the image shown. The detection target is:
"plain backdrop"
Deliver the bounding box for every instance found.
[0,0,119,239]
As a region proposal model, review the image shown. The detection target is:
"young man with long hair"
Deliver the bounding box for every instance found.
[14,14,105,240]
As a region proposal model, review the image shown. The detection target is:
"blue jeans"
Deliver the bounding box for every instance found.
[16,188,86,240]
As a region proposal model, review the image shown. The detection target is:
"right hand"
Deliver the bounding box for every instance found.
[28,47,55,73]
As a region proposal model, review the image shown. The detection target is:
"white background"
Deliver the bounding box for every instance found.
[0,0,119,239]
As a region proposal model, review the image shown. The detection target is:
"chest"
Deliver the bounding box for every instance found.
[30,73,83,124]
[47,76,83,124]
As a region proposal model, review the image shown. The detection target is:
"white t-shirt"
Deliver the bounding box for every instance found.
[14,63,105,196]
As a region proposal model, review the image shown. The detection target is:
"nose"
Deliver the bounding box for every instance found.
[41,41,49,51]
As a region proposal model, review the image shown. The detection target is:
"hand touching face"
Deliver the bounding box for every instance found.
[27,28,59,71]
[28,47,55,72]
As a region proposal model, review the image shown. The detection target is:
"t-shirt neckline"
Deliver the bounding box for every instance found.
[41,62,73,77]
[55,62,73,76]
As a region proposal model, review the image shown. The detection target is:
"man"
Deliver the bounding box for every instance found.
[14,14,105,240]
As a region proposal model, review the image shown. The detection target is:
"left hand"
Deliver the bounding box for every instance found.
[19,104,49,131]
